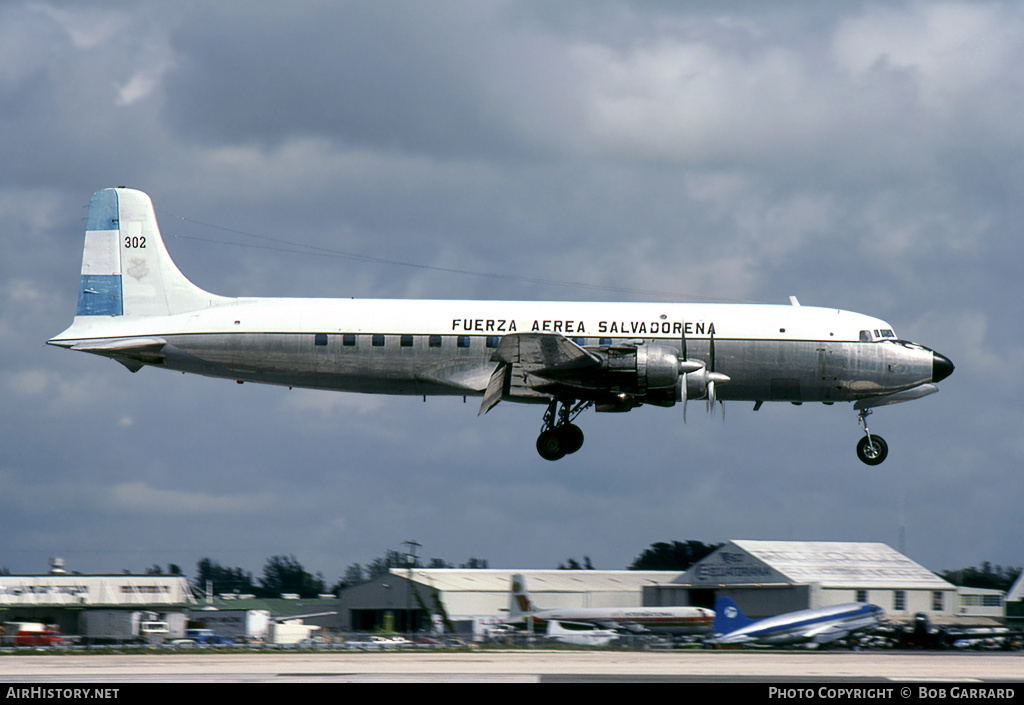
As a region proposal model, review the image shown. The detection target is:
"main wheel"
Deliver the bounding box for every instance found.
[558,424,584,454]
[536,429,566,461]
[857,435,888,465]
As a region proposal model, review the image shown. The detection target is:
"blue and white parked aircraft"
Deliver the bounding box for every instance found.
[709,596,884,647]
[49,188,954,462]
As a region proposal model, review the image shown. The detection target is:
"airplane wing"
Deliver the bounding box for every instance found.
[479,333,603,415]
[493,332,603,377]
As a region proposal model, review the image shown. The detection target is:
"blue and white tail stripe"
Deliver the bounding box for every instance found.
[76,189,123,316]
[69,187,224,323]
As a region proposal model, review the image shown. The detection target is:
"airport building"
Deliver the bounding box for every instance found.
[1004,571,1024,628]
[336,569,676,635]
[0,566,194,638]
[647,540,960,621]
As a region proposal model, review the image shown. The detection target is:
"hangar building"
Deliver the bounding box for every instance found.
[645,540,958,621]
[1005,571,1024,628]
[0,569,194,638]
[337,569,675,635]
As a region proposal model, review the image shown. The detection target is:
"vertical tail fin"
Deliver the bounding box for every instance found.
[508,574,536,618]
[75,187,223,319]
[713,596,755,636]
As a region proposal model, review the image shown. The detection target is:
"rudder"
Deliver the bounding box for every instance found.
[509,574,536,618]
[76,187,222,319]
[713,596,754,636]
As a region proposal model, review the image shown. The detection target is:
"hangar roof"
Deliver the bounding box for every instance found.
[1007,571,1024,602]
[676,540,951,589]
[402,569,677,594]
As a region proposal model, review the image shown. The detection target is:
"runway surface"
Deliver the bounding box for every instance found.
[2,650,1023,683]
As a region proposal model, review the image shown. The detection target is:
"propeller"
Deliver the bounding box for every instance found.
[678,320,728,420]
[707,330,717,414]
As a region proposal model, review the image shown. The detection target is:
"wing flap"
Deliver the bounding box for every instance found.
[478,362,511,415]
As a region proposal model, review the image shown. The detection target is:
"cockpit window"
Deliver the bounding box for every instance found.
[861,329,898,342]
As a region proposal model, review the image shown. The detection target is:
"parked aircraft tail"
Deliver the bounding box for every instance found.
[509,574,537,618]
[712,596,756,636]
[74,187,224,319]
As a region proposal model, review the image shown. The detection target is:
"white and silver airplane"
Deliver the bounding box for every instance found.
[709,596,884,647]
[506,573,714,635]
[49,188,954,463]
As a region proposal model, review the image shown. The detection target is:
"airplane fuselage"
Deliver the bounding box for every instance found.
[713,602,884,646]
[54,297,942,405]
[512,605,714,635]
[48,188,954,462]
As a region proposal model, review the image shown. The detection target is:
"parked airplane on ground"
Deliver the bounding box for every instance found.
[505,574,713,635]
[709,596,884,647]
[543,619,620,646]
[49,188,954,462]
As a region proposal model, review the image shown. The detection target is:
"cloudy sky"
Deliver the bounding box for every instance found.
[2,1,1021,584]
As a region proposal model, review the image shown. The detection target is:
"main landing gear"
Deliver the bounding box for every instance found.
[536,399,592,461]
[856,409,888,466]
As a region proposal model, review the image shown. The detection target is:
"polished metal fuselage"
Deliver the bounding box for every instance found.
[76,298,939,408]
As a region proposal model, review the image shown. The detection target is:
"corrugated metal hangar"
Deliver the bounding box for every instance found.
[337,569,675,634]
[336,541,988,635]
[647,540,959,621]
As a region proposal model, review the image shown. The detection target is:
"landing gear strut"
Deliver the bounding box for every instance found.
[536,399,591,461]
[856,409,888,465]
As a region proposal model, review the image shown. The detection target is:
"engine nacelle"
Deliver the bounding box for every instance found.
[598,343,729,405]
[635,344,683,390]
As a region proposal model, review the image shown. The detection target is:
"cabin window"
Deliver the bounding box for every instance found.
[428,335,442,348]
[372,334,385,347]
[572,338,586,346]
[342,334,356,347]
[400,335,413,347]
[314,333,328,347]
[457,335,470,348]
[600,338,612,346]
[859,330,871,342]
[485,336,500,348]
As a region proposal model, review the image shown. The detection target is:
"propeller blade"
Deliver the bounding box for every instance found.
[681,374,688,423]
[709,330,716,372]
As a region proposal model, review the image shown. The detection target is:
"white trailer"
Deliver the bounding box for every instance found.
[80,610,171,644]
[188,609,271,642]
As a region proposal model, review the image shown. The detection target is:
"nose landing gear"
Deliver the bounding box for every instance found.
[856,409,888,465]
[536,399,591,461]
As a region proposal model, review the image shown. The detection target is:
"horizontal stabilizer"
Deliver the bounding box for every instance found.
[63,337,168,373]
[68,337,168,353]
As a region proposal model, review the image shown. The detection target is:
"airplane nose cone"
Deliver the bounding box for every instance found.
[932,352,955,382]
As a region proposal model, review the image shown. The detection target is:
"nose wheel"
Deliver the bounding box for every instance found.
[856,409,888,465]
[536,399,590,461]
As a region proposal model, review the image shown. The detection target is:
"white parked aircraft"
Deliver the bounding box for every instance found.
[505,573,713,635]
[49,188,954,462]
[543,620,620,646]
[709,596,884,647]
